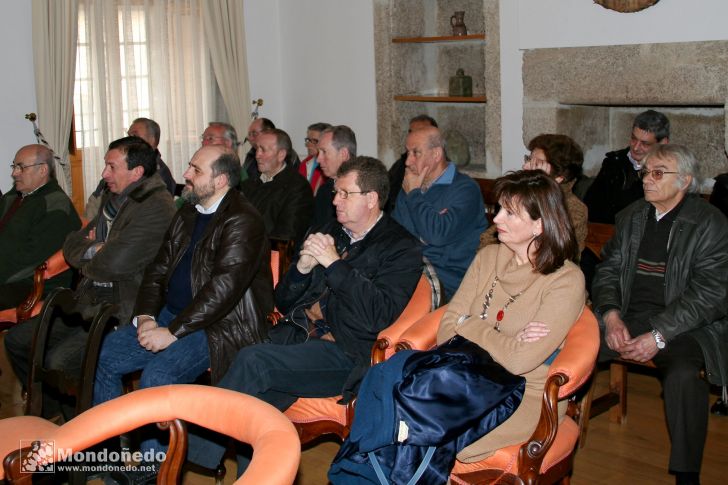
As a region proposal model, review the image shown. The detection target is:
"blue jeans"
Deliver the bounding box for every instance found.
[93,306,210,456]
[186,339,355,475]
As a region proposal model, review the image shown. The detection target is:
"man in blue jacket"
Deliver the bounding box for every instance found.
[392,126,486,300]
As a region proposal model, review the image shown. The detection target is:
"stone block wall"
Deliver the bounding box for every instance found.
[523,41,728,188]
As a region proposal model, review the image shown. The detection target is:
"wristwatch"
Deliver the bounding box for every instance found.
[651,329,666,350]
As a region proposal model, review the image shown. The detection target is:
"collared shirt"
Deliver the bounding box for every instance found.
[20,180,49,198]
[627,151,641,170]
[195,190,226,214]
[260,164,286,184]
[343,212,383,243]
[421,162,456,192]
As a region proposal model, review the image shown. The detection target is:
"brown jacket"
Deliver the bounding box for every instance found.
[133,189,274,383]
[63,174,176,323]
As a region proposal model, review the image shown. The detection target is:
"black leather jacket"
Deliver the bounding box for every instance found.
[593,195,728,385]
[134,189,274,383]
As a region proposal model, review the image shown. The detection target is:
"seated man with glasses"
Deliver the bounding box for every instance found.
[0,144,81,310]
[592,144,728,485]
[298,122,332,195]
[186,156,423,478]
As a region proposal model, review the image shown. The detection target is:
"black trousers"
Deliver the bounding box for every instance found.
[599,329,708,473]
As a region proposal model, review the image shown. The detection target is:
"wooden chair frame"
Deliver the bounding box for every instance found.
[1,385,300,485]
[396,306,599,485]
[26,287,117,418]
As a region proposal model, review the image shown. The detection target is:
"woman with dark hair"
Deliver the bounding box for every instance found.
[480,134,588,254]
[330,172,587,484]
[439,169,586,464]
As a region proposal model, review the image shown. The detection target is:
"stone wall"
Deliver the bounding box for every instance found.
[373,0,501,176]
[523,41,728,187]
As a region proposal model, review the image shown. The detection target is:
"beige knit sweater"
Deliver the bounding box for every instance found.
[437,244,585,462]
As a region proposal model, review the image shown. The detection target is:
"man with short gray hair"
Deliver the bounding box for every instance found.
[0,144,81,310]
[593,144,728,484]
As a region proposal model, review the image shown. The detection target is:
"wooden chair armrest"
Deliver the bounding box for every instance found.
[395,305,447,352]
[16,261,48,322]
[518,373,566,483]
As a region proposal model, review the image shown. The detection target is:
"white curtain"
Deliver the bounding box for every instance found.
[31,0,79,194]
[202,0,250,149]
[75,0,214,198]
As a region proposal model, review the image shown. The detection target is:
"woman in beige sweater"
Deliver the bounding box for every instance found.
[439,170,586,463]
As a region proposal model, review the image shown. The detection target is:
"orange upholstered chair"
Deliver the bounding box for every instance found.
[396,306,599,485]
[0,249,71,327]
[284,271,439,444]
[0,384,301,485]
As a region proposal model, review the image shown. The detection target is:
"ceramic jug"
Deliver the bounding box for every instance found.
[450,11,467,36]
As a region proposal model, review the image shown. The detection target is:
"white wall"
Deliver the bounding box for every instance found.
[499,0,728,173]
[0,1,36,192]
[244,0,378,159]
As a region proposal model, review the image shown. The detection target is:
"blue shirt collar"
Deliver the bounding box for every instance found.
[431,162,456,186]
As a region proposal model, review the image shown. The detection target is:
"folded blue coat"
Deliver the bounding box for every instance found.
[329,336,525,485]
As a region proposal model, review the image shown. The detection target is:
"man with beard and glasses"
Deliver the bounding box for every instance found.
[91,145,273,480]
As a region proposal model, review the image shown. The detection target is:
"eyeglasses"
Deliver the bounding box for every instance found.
[639,168,679,180]
[523,154,549,165]
[10,162,44,173]
[200,135,227,143]
[247,130,261,138]
[304,137,319,145]
[332,188,370,199]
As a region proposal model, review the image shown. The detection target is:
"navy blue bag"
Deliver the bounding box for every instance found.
[329,336,525,485]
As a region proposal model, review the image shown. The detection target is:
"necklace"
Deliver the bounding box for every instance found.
[479,276,525,332]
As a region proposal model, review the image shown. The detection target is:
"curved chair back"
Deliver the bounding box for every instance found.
[1,385,301,485]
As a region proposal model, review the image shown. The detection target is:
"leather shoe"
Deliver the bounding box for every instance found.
[710,398,728,416]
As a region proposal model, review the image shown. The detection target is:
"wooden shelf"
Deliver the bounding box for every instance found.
[392,34,485,43]
[394,94,486,103]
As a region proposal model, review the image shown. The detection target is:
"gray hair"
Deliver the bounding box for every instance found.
[644,144,701,193]
[208,122,239,147]
[323,125,357,158]
[132,117,161,145]
[35,145,56,179]
[308,122,332,133]
[211,152,242,188]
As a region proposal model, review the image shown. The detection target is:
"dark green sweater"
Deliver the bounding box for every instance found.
[0,179,81,288]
